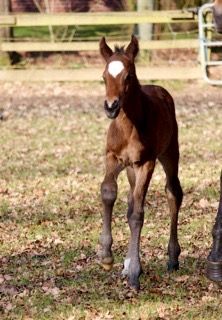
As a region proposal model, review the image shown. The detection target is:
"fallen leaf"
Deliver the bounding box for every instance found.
[199,198,209,209]
[175,275,189,282]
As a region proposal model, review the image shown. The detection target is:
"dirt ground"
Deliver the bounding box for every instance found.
[0,80,221,118]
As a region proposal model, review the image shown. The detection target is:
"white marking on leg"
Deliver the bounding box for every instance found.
[108,61,124,78]
[122,258,131,276]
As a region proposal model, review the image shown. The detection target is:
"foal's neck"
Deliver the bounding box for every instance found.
[121,76,143,124]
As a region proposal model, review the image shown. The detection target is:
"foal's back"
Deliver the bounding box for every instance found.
[138,84,178,158]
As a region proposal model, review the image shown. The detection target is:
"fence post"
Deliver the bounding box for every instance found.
[0,0,21,64]
[0,0,9,64]
[137,0,154,40]
[0,0,10,40]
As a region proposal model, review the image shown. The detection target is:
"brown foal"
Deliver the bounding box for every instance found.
[99,35,183,290]
[205,1,222,283]
[213,0,222,33]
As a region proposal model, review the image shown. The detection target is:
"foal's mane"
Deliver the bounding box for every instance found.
[114,45,125,54]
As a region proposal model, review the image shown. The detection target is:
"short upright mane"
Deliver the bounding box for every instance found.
[114,45,125,54]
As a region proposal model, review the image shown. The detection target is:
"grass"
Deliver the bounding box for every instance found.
[13,25,133,41]
[0,53,11,67]
[0,81,221,319]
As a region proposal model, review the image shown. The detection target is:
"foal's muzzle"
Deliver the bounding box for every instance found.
[104,100,120,119]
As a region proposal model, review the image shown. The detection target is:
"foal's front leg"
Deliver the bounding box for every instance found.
[100,152,122,271]
[127,161,155,290]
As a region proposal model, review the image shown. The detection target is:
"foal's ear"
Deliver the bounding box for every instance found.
[125,35,139,62]
[99,37,113,62]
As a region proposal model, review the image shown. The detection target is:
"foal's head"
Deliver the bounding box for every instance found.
[100,35,139,119]
[213,0,222,33]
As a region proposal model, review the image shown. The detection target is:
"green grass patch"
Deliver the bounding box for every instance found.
[13,25,132,41]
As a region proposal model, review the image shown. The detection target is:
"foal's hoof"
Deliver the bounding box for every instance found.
[128,269,143,292]
[101,256,114,271]
[167,261,179,272]
[128,277,140,292]
[206,260,222,282]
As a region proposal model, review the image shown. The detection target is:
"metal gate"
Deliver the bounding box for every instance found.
[198,3,222,85]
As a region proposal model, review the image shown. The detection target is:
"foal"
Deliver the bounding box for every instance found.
[99,36,183,290]
[213,0,222,33]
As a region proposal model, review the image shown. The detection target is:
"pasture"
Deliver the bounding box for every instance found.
[0,81,221,319]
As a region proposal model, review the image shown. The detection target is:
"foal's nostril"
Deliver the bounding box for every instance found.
[104,100,109,109]
[113,100,119,109]
[104,99,119,110]
[104,99,120,119]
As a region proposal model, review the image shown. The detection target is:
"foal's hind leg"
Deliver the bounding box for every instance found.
[100,152,122,271]
[159,140,183,271]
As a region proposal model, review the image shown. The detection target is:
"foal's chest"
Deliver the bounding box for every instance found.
[117,143,143,167]
[108,122,145,167]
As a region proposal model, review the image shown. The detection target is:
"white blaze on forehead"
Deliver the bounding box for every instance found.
[108,60,124,78]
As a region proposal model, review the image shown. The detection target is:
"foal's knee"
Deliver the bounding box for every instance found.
[101,180,117,206]
[128,211,144,230]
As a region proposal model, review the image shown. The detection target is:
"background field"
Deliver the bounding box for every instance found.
[0,81,221,319]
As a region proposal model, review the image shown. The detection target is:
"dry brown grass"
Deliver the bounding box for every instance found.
[0,81,221,319]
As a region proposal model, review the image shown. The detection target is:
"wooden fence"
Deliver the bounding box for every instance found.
[0,10,201,81]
